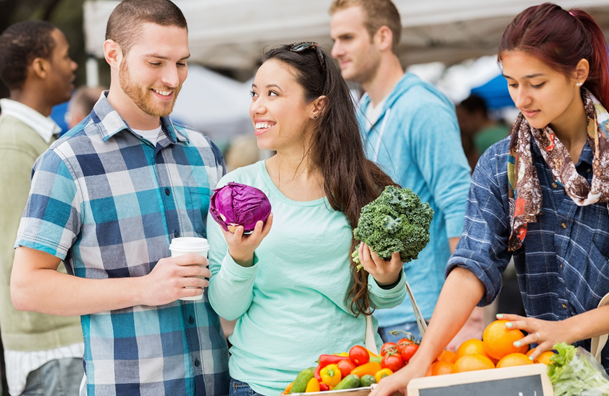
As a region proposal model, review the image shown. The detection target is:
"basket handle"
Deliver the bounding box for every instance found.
[591,293,609,362]
[365,274,427,354]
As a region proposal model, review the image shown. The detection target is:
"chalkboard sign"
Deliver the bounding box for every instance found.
[408,363,554,396]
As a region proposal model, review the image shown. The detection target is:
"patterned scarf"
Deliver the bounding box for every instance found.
[507,89,609,251]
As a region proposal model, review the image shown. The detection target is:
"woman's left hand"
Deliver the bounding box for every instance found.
[496,313,573,361]
[358,243,403,286]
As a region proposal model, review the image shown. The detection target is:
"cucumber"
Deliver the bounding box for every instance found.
[333,374,361,390]
[290,368,315,393]
[360,374,377,387]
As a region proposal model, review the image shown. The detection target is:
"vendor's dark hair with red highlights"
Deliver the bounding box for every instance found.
[499,2,609,109]
[263,44,397,316]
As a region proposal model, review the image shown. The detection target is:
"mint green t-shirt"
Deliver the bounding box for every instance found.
[208,161,406,395]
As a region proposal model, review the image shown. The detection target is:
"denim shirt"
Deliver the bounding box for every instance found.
[448,137,609,372]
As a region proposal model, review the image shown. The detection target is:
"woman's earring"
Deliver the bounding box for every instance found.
[314,115,318,119]
[576,82,583,87]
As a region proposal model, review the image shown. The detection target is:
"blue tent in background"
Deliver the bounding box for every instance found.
[470,74,514,110]
[50,100,69,135]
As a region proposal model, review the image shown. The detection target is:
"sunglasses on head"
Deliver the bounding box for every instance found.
[289,42,326,72]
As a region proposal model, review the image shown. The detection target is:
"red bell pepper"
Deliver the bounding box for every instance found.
[318,354,350,368]
[314,365,322,382]
[319,383,330,391]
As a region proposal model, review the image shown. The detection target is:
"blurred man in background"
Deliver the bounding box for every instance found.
[65,85,106,129]
[10,0,229,394]
[330,0,483,349]
[456,94,511,158]
[0,20,82,396]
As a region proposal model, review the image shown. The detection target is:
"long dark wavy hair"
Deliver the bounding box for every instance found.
[499,3,609,109]
[263,43,398,316]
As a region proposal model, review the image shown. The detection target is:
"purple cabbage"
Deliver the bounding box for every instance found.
[210,182,271,233]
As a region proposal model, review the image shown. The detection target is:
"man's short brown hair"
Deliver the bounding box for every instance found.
[330,0,401,53]
[105,0,188,55]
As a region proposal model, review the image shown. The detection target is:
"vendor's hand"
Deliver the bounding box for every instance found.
[370,357,428,396]
[358,243,403,286]
[223,213,273,267]
[497,313,572,361]
[142,254,211,305]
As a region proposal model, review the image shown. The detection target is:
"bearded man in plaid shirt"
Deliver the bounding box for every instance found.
[10,0,230,394]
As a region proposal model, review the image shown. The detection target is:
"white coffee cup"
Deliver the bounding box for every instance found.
[169,237,210,301]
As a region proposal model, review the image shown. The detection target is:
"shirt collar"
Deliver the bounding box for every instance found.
[90,92,189,144]
[0,98,61,143]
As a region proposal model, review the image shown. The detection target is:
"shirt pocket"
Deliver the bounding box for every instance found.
[188,189,210,237]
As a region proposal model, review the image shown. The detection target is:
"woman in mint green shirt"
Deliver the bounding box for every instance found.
[208,42,407,396]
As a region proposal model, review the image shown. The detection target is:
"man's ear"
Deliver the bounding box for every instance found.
[103,39,123,70]
[30,57,49,80]
[374,26,393,52]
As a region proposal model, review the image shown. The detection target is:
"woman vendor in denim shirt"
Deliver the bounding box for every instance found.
[372,3,609,395]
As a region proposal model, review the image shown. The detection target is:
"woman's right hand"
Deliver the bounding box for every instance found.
[370,358,429,396]
[222,213,273,266]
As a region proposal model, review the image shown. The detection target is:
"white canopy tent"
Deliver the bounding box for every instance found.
[84,0,609,70]
[82,0,609,142]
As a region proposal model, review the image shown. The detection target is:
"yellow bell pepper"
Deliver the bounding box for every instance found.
[320,364,342,387]
[305,377,320,392]
[350,361,382,377]
[375,368,393,382]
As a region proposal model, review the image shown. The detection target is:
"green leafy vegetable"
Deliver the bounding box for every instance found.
[352,186,434,266]
[548,342,609,395]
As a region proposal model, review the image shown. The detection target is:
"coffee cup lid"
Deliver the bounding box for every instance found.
[169,237,209,252]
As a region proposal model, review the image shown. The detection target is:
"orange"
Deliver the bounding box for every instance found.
[482,320,525,360]
[496,353,534,368]
[456,339,492,361]
[429,361,455,376]
[536,351,555,365]
[526,347,536,357]
[453,354,495,373]
[526,349,555,365]
[436,350,457,364]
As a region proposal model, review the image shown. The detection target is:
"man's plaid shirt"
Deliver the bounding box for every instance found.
[15,94,230,395]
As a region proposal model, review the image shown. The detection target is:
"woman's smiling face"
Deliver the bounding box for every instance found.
[249,59,317,153]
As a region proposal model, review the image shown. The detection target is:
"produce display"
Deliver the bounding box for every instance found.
[352,185,434,266]
[548,342,609,396]
[210,182,271,233]
[283,341,419,393]
[423,319,555,376]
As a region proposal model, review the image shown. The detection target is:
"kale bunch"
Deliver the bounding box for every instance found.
[353,185,434,265]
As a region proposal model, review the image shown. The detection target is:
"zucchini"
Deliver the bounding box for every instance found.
[333,374,361,390]
[290,368,315,393]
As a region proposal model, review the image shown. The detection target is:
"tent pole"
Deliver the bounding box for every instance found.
[86,54,100,88]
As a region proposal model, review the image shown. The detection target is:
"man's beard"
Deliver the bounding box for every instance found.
[119,60,180,117]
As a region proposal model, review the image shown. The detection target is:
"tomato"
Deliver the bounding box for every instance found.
[349,345,370,366]
[381,353,405,372]
[396,337,414,355]
[401,344,419,363]
[336,359,356,379]
[380,342,398,356]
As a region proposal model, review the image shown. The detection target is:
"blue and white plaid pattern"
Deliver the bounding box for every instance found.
[448,137,609,372]
[16,94,230,395]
